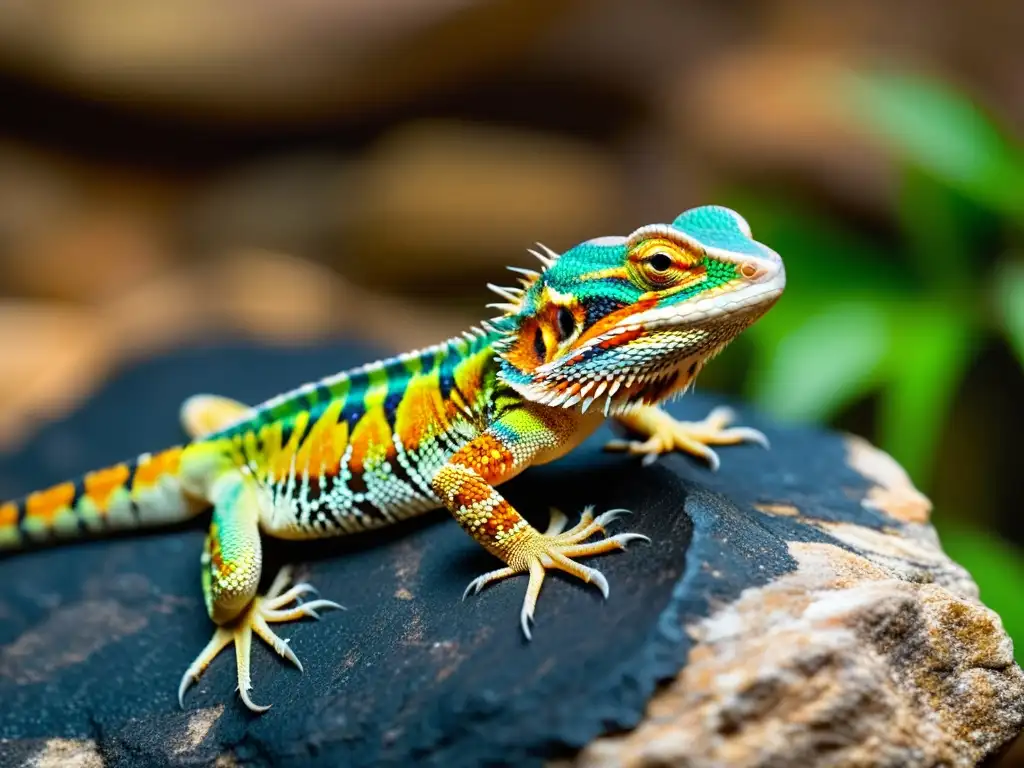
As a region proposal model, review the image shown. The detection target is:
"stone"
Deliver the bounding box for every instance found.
[7,208,173,304]
[0,301,114,452]
[0,254,473,456]
[670,47,892,212]
[0,143,176,306]
[337,121,625,290]
[182,155,350,263]
[0,0,575,123]
[0,342,1020,768]
[179,123,626,294]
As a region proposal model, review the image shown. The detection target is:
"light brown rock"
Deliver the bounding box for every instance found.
[7,209,173,304]
[0,301,114,451]
[846,434,932,524]
[569,442,1024,768]
[14,738,102,768]
[0,0,574,122]
[339,121,624,288]
[673,47,891,211]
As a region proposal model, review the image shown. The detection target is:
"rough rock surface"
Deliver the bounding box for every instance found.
[0,342,1021,768]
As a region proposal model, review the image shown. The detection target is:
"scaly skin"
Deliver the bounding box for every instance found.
[0,205,786,712]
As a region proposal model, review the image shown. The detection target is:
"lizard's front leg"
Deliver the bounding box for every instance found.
[177,468,341,712]
[606,404,768,471]
[431,410,648,639]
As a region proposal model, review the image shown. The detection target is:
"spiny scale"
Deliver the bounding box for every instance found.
[528,242,560,269]
[507,266,540,279]
[486,283,524,303]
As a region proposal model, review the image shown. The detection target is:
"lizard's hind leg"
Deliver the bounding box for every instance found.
[177,471,342,712]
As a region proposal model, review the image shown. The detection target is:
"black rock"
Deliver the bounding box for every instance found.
[1,342,1020,768]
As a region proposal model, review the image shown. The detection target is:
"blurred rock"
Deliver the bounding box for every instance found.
[529,0,732,103]
[673,48,892,212]
[97,247,474,357]
[338,121,624,289]
[193,249,472,350]
[95,267,213,361]
[0,247,475,453]
[762,0,1024,130]
[0,301,113,451]
[183,155,348,260]
[183,123,627,295]
[0,140,180,306]
[6,208,173,304]
[197,249,347,343]
[0,143,80,255]
[0,0,576,123]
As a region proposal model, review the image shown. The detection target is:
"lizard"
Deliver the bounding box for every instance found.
[0,205,785,713]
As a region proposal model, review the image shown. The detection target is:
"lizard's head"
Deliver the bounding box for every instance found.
[491,205,785,414]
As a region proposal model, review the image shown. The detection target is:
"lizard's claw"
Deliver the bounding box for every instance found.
[178,566,344,712]
[606,405,768,472]
[462,506,649,640]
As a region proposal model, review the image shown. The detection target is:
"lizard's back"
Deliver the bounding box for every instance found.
[200,331,502,539]
[0,331,502,549]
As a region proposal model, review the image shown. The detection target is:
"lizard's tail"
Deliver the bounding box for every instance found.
[0,445,207,552]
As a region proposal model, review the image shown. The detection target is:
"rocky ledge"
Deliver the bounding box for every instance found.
[0,342,1021,768]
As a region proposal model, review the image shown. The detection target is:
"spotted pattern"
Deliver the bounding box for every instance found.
[433,462,531,560]
[201,331,505,539]
[428,400,568,564]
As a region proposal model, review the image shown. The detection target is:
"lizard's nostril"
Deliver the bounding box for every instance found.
[740,262,760,279]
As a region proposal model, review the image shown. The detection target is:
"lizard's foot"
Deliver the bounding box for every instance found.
[178,566,343,712]
[606,405,768,471]
[463,506,649,640]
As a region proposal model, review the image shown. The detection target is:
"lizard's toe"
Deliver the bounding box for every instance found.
[178,567,343,713]
[460,508,646,640]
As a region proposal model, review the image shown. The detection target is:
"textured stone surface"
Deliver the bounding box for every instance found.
[570,496,1022,767]
[0,342,1021,768]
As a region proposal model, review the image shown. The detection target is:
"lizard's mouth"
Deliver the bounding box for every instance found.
[511,273,784,415]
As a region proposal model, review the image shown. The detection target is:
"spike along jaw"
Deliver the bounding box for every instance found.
[494,206,786,415]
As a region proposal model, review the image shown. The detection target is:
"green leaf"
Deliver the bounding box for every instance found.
[719,191,915,297]
[877,304,974,487]
[995,260,1024,370]
[845,71,1024,220]
[937,521,1024,663]
[746,300,890,422]
[897,167,995,290]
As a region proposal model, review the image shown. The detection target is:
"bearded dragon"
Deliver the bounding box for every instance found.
[0,205,785,712]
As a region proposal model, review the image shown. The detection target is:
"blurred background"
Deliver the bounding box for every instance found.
[0,0,1022,696]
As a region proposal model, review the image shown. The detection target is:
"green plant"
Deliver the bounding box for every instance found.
[716,71,1024,657]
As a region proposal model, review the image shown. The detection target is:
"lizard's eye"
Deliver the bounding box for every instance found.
[638,251,681,287]
[556,306,576,340]
[648,252,673,272]
[630,237,700,290]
